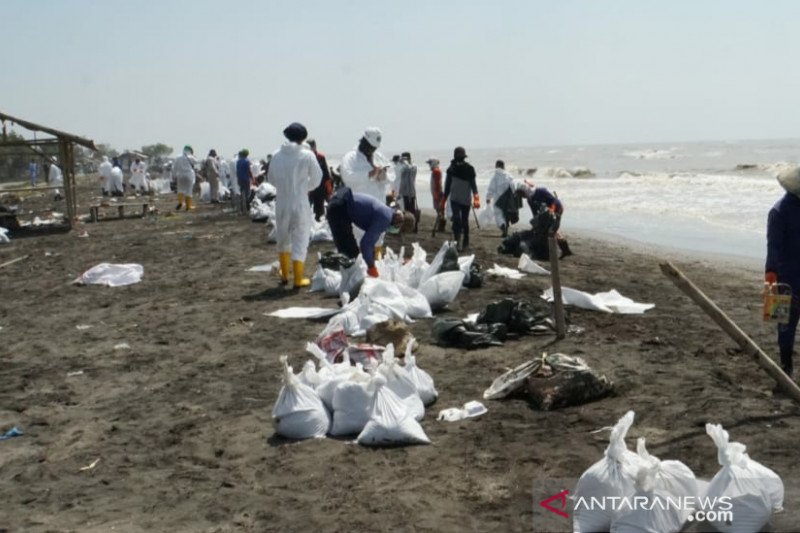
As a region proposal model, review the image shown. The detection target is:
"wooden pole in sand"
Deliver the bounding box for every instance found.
[660,261,800,403]
[548,236,567,339]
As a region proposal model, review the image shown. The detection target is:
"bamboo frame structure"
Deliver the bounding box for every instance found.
[0,110,97,230]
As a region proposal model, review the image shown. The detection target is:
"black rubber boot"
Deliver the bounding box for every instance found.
[558,238,573,259]
[500,224,508,238]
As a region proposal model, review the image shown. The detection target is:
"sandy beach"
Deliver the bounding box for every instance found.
[1,178,798,532]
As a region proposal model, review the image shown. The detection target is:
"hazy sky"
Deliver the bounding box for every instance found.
[4,0,800,158]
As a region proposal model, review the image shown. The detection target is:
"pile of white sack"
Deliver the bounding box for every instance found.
[272,340,438,446]
[573,411,784,533]
[307,242,479,336]
[199,182,231,202]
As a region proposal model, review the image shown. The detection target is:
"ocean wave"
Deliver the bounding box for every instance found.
[529,166,595,178]
[621,149,676,160]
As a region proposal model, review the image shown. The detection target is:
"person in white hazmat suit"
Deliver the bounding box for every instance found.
[98,156,113,196]
[267,122,322,287]
[340,127,390,259]
[48,159,63,201]
[486,159,516,237]
[172,145,197,211]
[129,157,148,194]
[109,159,124,197]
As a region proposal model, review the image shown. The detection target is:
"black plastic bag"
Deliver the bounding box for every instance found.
[432,318,504,350]
[463,262,484,289]
[319,251,355,270]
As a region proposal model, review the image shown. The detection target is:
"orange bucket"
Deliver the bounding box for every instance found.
[763,282,792,324]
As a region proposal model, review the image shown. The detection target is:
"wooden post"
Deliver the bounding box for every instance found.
[548,235,567,339]
[660,261,800,403]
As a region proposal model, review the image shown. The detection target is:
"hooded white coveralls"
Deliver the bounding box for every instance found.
[486,168,515,228]
[109,166,124,194]
[340,147,390,245]
[172,152,196,196]
[130,160,148,192]
[267,142,322,262]
[98,156,113,193]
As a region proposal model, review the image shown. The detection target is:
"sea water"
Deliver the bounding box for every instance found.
[394,139,800,261]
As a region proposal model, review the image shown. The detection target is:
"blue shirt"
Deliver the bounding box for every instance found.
[236,157,251,184]
[528,187,563,214]
[766,192,800,284]
[346,190,394,267]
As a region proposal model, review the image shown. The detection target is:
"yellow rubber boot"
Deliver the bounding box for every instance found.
[186,196,194,211]
[374,246,383,261]
[293,260,311,288]
[278,252,291,284]
[176,193,184,210]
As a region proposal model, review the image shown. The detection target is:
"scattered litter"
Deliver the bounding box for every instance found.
[75,263,143,287]
[75,324,92,330]
[67,370,85,377]
[247,261,279,273]
[432,318,505,349]
[266,307,341,319]
[524,353,613,410]
[114,342,131,350]
[486,263,526,280]
[518,253,550,275]
[542,287,654,314]
[79,458,100,472]
[437,401,487,422]
[0,426,23,441]
[77,230,89,238]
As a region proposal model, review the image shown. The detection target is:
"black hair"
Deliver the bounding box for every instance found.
[496,160,505,169]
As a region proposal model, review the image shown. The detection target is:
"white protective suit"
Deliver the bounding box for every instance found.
[109,166,124,194]
[267,142,322,262]
[130,160,148,192]
[340,147,390,245]
[218,157,230,188]
[49,164,63,197]
[98,156,113,193]
[486,168,515,228]
[172,151,197,196]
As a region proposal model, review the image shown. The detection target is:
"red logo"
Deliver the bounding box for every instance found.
[539,489,570,519]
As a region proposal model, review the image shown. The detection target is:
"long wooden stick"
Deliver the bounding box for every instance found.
[660,261,800,403]
[548,236,566,339]
[0,255,30,270]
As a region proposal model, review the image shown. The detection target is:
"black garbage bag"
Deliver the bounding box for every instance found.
[440,244,460,273]
[319,251,355,270]
[463,262,484,289]
[498,230,536,258]
[477,298,553,335]
[432,318,504,350]
[524,353,613,410]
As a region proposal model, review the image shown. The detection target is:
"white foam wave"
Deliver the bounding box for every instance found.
[622,148,677,160]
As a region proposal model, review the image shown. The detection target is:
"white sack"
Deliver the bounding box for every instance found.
[404,342,437,406]
[611,438,698,533]
[518,253,550,275]
[0,227,10,244]
[271,355,330,439]
[573,411,645,533]
[458,254,475,285]
[377,344,425,421]
[255,181,277,200]
[357,374,430,446]
[419,271,465,310]
[330,375,375,436]
[703,423,784,533]
[339,256,367,296]
[397,242,429,288]
[542,287,655,314]
[75,263,143,287]
[418,241,454,287]
[437,401,487,422]
[265,307,340,319]
[477,206,494,228]
[486,263,525,280]
[297,360,322,389]
[310,264,341,294]
[309,218,333,243]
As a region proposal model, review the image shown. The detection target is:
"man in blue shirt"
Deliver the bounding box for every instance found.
[236,149,254,214]
[326,187,414,277]
[766,168,800,377]
[517,183,573,259]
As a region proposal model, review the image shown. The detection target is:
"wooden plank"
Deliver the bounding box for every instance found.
[0,110,97,150]
[660,261,800,403]
[0,255,30,270]
[548,235,567,339]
